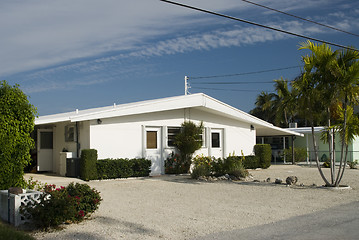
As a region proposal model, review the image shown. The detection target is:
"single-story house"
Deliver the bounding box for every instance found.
[34,93,302,176]
[288,126,359,164]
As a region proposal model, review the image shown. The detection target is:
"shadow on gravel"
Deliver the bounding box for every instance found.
[96,216,158,235]
[192,201,359,240]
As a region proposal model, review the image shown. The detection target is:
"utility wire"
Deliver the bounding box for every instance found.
[159,0,358,52]
[192,81,275,85]
[240,0,359,38]
[189,66,300,80]
[191,86,267,92]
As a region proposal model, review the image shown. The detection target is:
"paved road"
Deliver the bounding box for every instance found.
[193,201,359,240]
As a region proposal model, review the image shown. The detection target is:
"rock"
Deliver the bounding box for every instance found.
[286,176,298,185]
[300,183,304,187]
[266,178,271,182]
[198,176,207,181]
[253,180,260,183]
[275,178,283,184]
[224,174,230,179]
[8,187,23,195]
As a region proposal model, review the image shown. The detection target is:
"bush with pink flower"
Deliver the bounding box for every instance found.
[21,182,101,229]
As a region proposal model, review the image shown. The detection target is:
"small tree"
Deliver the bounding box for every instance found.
[174,121,203,172]
[0,81,37,189]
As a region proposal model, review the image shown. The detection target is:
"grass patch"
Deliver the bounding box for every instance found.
[0,221,35,240]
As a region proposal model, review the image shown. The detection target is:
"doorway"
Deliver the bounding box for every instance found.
[37,129,53,171]
[145,127,163,175]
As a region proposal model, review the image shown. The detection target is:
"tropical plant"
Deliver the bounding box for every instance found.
[250,91,278,124]
[174,121,204,172]
[296,40,359,187]
[274,78,299,127]
[0,81,37,189]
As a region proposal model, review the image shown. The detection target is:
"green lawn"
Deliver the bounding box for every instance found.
[0,221,35,240]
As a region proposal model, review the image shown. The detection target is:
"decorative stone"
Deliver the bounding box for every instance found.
[266,178,271,182]
[286,176,298,185]
[275,178,282,184]
[8,187,23,195]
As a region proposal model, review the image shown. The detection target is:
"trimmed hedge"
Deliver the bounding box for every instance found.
[254,144,272,169]
[80,149,98,181]
[242,155,260,169]
[131,158,152,177]
[96,158,151,179]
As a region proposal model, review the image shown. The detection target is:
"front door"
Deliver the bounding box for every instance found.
[37,129,53,171]
[211,129,223,158]
[145,127,162,175]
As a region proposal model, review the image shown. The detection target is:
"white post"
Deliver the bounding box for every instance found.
[185,76,188,95]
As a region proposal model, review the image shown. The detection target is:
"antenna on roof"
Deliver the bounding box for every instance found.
[185,76,191,95]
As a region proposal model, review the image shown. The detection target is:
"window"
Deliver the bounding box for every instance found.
[146,131,157,149]
[40,132,53,149]
[211,132,220,148]
[65,125,76,142]
[167,127,181,147]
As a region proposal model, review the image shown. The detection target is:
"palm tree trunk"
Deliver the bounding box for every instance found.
[311,123,331,186]
[335,99,348,186]
[327,108,335,185]
[336,144,348,185]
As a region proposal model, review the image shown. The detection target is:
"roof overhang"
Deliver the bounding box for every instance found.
[34,93,303,137]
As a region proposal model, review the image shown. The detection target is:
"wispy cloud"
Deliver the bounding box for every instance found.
[3,0,358,96]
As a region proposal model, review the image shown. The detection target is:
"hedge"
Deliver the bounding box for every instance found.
[96,158,151,179]
[254,144,272,169]
[80,149,98,181]
[242,155,260,169]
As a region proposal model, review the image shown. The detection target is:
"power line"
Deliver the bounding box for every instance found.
[159,0,358,52]
[192,81,275,85]
[240,0,359,38]
[191,86,268,92]
[189,66,300,80]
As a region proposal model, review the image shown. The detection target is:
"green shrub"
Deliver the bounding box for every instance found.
[191,155,212,178]
[282,147,307,163]
[348,160,358,169]
[211,158,225,176]
[242,155,260,169]
[80,149,98,181]
[96,159,133,179]
[130,158,151,177]
[191,164,211,179]
[191,154,248,179]
[165,152,188,174]
[22,183,101,229]
[254,144,272,169]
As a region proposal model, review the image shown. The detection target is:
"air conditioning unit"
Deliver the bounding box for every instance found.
[289,122,297,128]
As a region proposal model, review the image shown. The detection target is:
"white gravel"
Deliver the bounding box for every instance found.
[27,165,359,240]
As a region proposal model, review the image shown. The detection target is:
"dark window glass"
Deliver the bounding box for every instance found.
[40,132,53,149]
[167,127,181,147]
[211,132,220,148]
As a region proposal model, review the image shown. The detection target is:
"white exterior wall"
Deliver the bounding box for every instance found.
[89,108,255,160]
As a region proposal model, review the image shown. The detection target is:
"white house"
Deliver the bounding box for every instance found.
[34,93,302,176]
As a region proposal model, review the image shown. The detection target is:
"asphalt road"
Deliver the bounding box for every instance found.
[193,201,359,240]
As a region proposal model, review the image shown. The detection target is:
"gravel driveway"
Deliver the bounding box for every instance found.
[27,165,359,240]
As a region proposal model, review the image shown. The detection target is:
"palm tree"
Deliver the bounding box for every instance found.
[274,78,298,127]
[297,40,359,187]
[250,91,278,124]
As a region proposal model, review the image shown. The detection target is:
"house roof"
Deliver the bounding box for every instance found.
[287,127,325,134]
[35,93,302,137]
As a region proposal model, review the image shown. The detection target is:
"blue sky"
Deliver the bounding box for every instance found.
[1,0,359,116]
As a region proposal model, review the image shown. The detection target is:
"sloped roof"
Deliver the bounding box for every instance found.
[35,93,302,137]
